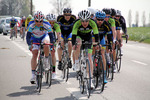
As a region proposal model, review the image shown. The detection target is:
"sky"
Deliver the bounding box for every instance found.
[33,0,150,27]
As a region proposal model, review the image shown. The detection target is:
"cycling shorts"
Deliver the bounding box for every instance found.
[99,34,106,49]
[10,24,16,29]
[31,34,50,51]
[61,33,72,41]
[77,36,93,54]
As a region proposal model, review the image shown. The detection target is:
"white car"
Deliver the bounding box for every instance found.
[2,17,21,35]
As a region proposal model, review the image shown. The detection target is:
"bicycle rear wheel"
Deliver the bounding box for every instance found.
[22,28,25,41]
[115,46,122,72]
[85,59,91,98]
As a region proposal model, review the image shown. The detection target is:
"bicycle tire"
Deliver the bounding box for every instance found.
[109,53,114,81]
[115,46,122,72]
[85,59,91,98]
[22,28,25,41]
[79,72,84,94]
[93,55,98,89]
[98,56,105,93]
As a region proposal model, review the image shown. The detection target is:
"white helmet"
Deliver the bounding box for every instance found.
[78,10,91,20]
[46,14,56,21]
[116,10,121,16]
[34,11,44,21]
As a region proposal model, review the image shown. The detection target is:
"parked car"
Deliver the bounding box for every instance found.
[2,17,21,35]
[0,18,5,34]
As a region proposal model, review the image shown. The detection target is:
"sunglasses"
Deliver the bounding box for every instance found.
[97,18,104,21]
[64,14,71,16]
[49,21,55,24]
[81,19,89,22]
[116,16,120,17]
[35,20,43,23]
[105,16,110,18]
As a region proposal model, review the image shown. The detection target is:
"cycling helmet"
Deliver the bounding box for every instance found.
[22,16,26,20]
[102,8,111,15]
[28,14,32,19]
[46,14,56,21]
[95,11,106,19]
[116,10,121,16]
[111,8,116,16]
[34,11,44,21]
[12,16,15,20]
[78,10,91,20]
[63,8,72,14]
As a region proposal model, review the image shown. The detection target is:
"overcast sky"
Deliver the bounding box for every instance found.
[33,0,150,27]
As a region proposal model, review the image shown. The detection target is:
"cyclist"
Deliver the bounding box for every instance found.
[25,14,32,30]
[20,16,26,38]
[10,16,18,39]
[72,10,99,88]
[26,11,53,84]
[102,8,117,72]
[116,10,128,55]
[57,8,76,70]
[93,11,112,84]
[46,13,61,79]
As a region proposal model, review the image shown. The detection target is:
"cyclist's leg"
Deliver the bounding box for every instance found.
[14,25,17,37]
[57,34,64,70]
[92,35,95,58]
[73,36,82,71]
[67,33,72,68]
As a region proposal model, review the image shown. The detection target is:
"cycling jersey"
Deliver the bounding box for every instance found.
[119,16,127,34]
[72,19,99,45]
[25,18,32,28]
[96,21,112,48]
[57,15,76,39]
[72,19,99,53]
[26,19,53,46]
[10,19,18,28]
[108,17,115,27]
[20,19,26,27]
[114,18,121,30]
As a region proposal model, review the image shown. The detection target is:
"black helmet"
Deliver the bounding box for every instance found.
[63,8,72,14]
[111,8,116,16]
[102,8,111,15]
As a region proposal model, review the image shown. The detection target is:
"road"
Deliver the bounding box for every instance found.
[0,34,150,100]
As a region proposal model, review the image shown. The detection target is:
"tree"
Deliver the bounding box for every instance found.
[142,11,146,27]
[128,9,132,27]
[0,0,32,17]
[49,0,71,15]
[135,11,139,27]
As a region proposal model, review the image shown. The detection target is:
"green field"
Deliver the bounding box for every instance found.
[127,27,150,44]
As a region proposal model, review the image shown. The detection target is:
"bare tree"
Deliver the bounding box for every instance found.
[135,11,139,27]
[128,9,132,27]
[142,11,146,27]
[49,0,71,16]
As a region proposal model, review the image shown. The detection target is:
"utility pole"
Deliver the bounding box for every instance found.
[88,0,91,7]
[31,0,33,16]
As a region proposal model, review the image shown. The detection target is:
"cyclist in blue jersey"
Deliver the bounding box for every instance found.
[26,11,53,84]
[10,16,18,39]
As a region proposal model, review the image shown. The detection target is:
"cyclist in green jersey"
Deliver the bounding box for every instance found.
[72,10,99,88]
[46,14,61,79]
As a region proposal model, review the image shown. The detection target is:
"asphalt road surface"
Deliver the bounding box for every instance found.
[0,34,150,100]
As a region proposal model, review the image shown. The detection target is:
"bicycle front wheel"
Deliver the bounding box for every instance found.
[85,59,91,98]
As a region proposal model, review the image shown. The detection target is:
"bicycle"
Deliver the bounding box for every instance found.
[105,42,114,81]
[10,27,16,40]
[76,41,92,98]
[93,43,109,93]
[115,34,128,72]
[32,42,53,93]
[58,36,70,82]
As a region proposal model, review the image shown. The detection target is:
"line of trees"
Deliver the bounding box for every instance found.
[0,0,33,17]
[128,9,150,27]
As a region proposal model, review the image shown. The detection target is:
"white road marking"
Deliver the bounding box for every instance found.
[131,60,148,66]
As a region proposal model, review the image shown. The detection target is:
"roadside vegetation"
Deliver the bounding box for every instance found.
[127,27,150,44]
